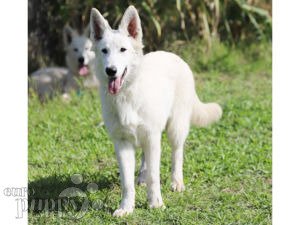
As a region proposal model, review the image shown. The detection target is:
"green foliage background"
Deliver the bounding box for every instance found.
[28,0,271,73]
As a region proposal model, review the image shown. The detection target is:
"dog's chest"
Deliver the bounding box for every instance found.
[103,93,142,145]
[116,101,140,128]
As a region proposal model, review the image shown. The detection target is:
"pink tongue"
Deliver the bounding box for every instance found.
[79,66,89,76]
[108,77,122,94]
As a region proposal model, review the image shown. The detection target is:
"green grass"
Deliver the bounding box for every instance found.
[28,40,272,224]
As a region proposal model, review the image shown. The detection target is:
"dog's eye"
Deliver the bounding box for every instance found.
[73,48,78,52]
[120,48,127,52]
[101,48,108,54]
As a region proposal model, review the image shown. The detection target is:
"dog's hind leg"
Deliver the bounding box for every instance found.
[167,115,190,192]
[137,152,147,186]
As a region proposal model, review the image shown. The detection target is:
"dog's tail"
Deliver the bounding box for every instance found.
[191,94,222,127]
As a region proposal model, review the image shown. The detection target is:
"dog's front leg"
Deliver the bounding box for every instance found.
[143,133,164,208]
[113,140,135,217]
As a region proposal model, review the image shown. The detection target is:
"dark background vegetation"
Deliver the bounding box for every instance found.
[28,0,272,73]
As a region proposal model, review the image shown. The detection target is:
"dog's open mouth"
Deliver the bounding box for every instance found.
[108,67,127,95]
[78,65,89,76]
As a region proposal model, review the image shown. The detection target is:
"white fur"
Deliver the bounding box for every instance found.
[63,25,98,90]
[90,6,222,217]
[30,25,98,101]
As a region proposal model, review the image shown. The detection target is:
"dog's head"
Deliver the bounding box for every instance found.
[63,25,95,77]
[90,6,143,95]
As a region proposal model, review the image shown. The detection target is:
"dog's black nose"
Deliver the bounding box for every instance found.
[106,66,117,77]
[78,57,84,64]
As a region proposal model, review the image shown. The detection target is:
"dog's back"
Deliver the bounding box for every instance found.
[29,67,69,101]
[118,50,221,130]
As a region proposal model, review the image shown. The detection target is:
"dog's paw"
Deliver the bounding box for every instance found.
[171,180,185,192]
[61,93,71,102]
[112,208,133,217]
[150,202,165,209]
[97,121,105,127]
[149,196,164,209]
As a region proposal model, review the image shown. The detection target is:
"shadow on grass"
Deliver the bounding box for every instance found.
[28,174,119,215]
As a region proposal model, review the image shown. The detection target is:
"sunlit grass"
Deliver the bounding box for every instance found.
[28,41,271,224]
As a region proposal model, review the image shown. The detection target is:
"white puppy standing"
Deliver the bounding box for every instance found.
[90,6,222,217]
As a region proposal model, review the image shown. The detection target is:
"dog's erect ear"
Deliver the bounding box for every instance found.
[63,25,76,46]
[119,5,143,42]
[90,8,110,41]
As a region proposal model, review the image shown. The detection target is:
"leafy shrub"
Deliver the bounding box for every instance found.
[28,0,272,73]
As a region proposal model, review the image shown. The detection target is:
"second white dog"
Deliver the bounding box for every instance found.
[90,6,222,217]
[30,25,98,101]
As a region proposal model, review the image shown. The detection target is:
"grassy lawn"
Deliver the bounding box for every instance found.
[28,41,272,224]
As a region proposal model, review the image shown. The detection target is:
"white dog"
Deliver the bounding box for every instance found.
[90,6,222,217]
[63,25,98,90]
[30,25,98,101]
